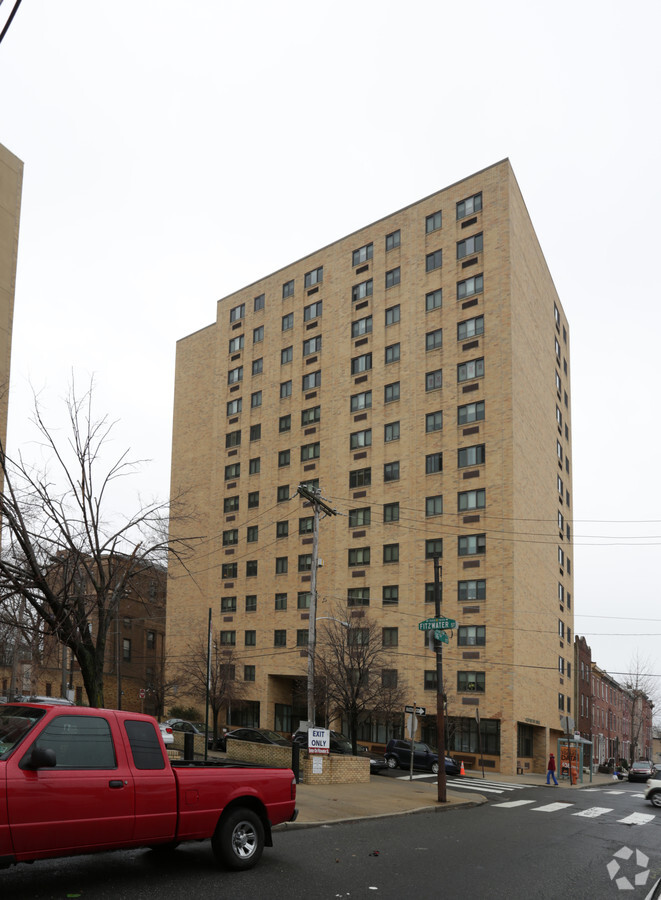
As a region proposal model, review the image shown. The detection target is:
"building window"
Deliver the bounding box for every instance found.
[348,547,370,567]
[223,529,239,546]
[222,562,238,578]
[278,449,290,467]
[457,233,483,259]
[386,229,401,251]
[425,369,442,391]
[425,289,442,313]
[276,521,289,538]
[224,496,239,513]
[244,665,256,682]
[303,335,322,355]
[274,630,287,647]
[383,543,399,563]
[558,693,565,711]
[248,490,260,508]
[298,591,311,609]
[425,539,443,558]
[253,325,264,344]
[250,424,261,442]
[121,638,131,662]
[349,507,371,528]
[246,525,258,543]
[426,495,443,517]
[385,304,400,326]
[458,315,484,341]
[458,534,486,556]
[426,210,442,233]
[458,579,486,601]
[299,516,314,534]
[279,414,291,433]
[458,625,486,646]
[301,405,321,425]
[350,390,372,412]
[304,266,323,289]
[384,461,400,482]
[282,279,295,299]
[425,452,442,474]
[304,300,323,321]
[457,192,482,219]
[384,421,400,443]
[249,457,260,475]
[245,630,256,647]
[347,588,370,607]
[281,346,293,365]
[245,595,257,612]
[385,343,400,364]
[383,502,399,523]
[352,242,373,267]
[220,630,236,646]
[226,430,241,448]
[229,335,244,353]
[384,382,400,403]
[349,467,371,488]
[254,293,265,312]
[146,631,156,651]
[458,489,486,511]
[302,370,321,390]
[282,312,294,331]
[458,444,485,467]
[251,391,262,408]
[457,273,483,300]
[382,585,399,605]
[280,380,292,399]
[351,353,372,375]
[382,627,399,647]
[424,670,438,691]
[382,669,398,688]
[351,315,372,338]
[458,401,485,425]
[275,557,288,574]
[275,593,287,610]
[227,366,243,385]
[296,630,309,647]
[426,328,443,351]
[352,279,373,302]
[252,358,263,376]
[457,671,485,692]
[425,582,442,605]
[298,554,313,572]
[350,429,372,450]
[385,267,401,289]
[458,358,484,382]
[277,485,289,503]
[230,303,245,323]
[426,249,442,272]
[301,442,320,460]
[425,411,442,433]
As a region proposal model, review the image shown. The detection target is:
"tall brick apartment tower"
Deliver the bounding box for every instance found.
[0,143,21,462]
[167,159,574,775]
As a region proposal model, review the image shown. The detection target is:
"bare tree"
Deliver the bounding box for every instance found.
[173,635,246,745]
[621,652,658,762]
[0,379,196,708]
[315,609,407,754]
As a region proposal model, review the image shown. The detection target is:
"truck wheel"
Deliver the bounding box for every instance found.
[649,791,661,809]
[386,757,398,769]
[212,808,264,870]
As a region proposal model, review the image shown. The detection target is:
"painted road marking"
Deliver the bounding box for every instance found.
[618,813,656,825]
[492,800,536,808]
[572,807,614,818]
[532,802,575,812]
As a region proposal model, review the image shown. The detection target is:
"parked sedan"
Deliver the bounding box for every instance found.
[628,760,656,782]
[159,722,174,745]
[385,738,461,776]
[225,727,291,748]
[166,718,215,749]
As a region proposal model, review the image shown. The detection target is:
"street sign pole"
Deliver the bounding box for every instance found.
[434,554,447,803]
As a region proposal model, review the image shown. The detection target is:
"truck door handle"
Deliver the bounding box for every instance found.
[109,780,126,789]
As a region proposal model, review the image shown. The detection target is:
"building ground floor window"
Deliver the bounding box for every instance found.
[228,700,260,728]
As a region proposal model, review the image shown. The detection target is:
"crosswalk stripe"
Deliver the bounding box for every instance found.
[572,807,613,818]
[618,812,655,825]
[492,800,536,808]
[533,802,575,812]
[448,783,505,794]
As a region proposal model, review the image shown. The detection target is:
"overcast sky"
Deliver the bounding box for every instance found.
[1,1,660,696]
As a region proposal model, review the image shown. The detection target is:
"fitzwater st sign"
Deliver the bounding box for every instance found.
[418,617,456,631]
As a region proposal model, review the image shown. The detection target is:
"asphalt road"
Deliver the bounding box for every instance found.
[3,781,661,900]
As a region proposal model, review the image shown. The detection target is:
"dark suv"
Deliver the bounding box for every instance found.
[385,738,460,775]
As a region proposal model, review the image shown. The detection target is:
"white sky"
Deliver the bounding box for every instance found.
[1,1,660,695]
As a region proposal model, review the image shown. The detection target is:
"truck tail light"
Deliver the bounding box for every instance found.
[290,776,297,800]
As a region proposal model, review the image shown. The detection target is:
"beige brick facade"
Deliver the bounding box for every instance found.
[167,159,574,775]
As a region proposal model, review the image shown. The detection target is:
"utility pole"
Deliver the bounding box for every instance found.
[296,483,337,728]
[433,554,447,803]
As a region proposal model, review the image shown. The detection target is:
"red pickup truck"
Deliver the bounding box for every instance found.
[0,703,297,871]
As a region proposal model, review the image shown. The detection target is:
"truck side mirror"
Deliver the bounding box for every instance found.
[22,746,57,770]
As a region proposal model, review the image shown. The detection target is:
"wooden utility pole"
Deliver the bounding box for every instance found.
[296,484,336,727]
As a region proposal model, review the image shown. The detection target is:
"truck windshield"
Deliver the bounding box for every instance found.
[0,705,47,759]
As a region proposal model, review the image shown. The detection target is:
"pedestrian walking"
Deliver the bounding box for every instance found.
[546,752,558,785]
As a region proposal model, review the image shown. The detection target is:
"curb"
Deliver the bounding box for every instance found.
[274,796,487,830]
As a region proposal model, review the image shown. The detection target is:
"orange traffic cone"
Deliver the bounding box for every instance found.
[460,761,465,776]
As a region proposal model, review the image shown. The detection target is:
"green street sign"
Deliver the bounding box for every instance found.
[418,617,456,631]
[434,630,449,643]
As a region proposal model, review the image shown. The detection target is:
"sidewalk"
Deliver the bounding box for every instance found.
[278,768,621,829]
